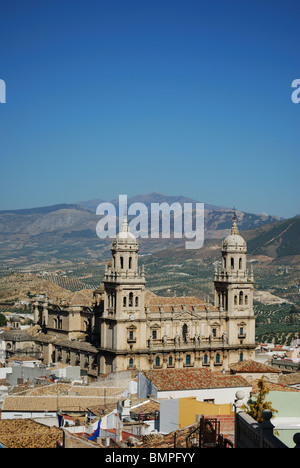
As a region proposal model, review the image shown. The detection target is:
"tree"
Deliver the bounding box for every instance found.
[0,313,7,327]
[243,377,278,423]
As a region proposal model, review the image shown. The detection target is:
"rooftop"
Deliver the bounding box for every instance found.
[141,422,199,448]
[230,360,281,374]
[278,372,300,386]
[250,379,300,394]
[141,368,250,392]
[2,395,121,412]
[130,399,160,416]
[0,419,63,448]
[145,290,216,313]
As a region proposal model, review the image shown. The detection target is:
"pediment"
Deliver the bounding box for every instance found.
[150,323,161,329]
[173,309,201,320]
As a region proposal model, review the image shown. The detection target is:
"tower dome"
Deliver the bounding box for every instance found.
[222,212,246,253]
[112,214,137,246]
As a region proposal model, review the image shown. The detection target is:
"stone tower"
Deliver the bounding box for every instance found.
[99,215,146,373]
[213,212,255,359]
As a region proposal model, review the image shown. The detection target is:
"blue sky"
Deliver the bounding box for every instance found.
[0,0,299,217]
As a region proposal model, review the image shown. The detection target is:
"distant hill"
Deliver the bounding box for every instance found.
[0,203,80,216]
[0,193,286,266]
[246,216,300,259]
[144,216,300,266]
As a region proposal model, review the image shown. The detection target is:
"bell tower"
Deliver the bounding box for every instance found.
[213,212,255,359]
[99,215,146,373]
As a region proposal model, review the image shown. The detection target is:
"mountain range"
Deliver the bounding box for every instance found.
[0,192,297,267]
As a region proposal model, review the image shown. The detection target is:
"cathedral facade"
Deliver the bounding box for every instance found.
[33,214,256,378]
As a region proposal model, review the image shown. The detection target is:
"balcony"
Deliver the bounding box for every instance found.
[127,338,136,343]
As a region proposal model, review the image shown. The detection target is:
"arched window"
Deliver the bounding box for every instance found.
[129,257,132,269]
[239,291,244,305]
[182,324,188,340]
[204,354,208,364]
[168,356,173,366]
[123,296,127,307]
[239,352,244,362]
[155,356,160,367]
[129,292,133,307]
[234,295,237,305]
[129,358,133,368]
[231,257,234,269]
[239,258,242,270]
[135,296,139,307]
[120,256,124,269]
[216,353,220,364]
[186,355,191,365]
[245,295,248,305]
[56,316,62,329]
[223,257,226,269]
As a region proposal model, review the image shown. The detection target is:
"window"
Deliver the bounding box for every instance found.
[129,358,133,368]
[186,355,191,365]
[239,258,242,270]
[155,356,160,367]
[129,330,134,340]
[245,295,248,305]
[239,353,244,362]
[212,328,217,338]
[239,327,244,336]
[129,257,132,269]
[135,296,139,307]
[239,291,243,305]
[129,292,133,307]
[182,324,188,339]
[123,296,127,307]
[234,295,237,305]
[216,353,220,364]
[231,257,234,269]
[223,257,226,269]
[120,256,124,269]
[55,316,62,330]
[203,354,208,365]
[152,330,157,339]
[168,356,173,366]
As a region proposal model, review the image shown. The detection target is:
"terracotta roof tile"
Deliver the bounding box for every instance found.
[145,291,216,312]
[230,360,281,374]
[278,372,300,386]
[141,368,249,392]
[250,379,300,393]
[141,423,199,448]
[0,419,63,448]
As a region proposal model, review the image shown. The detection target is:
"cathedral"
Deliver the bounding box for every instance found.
[33,214,256,378]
